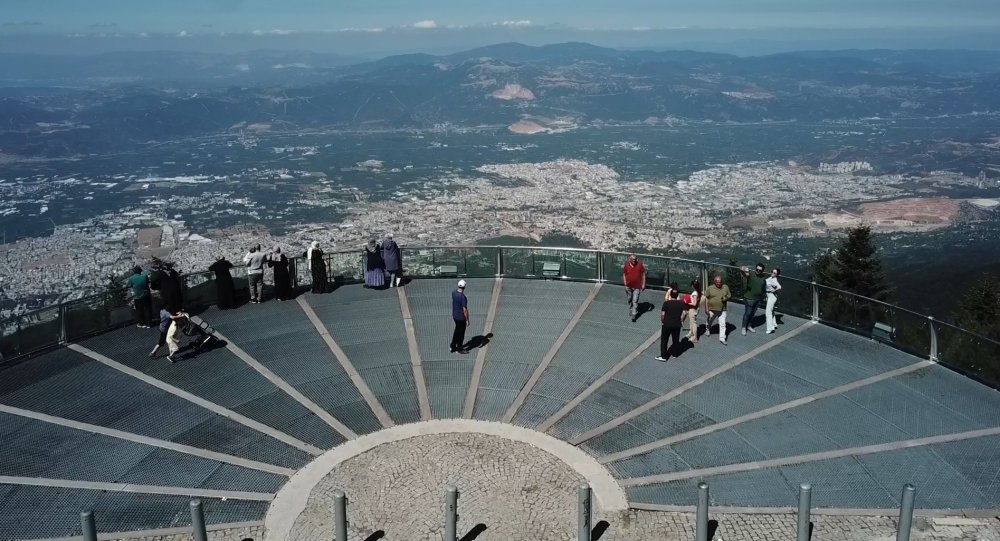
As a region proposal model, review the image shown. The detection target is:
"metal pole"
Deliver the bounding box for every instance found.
[796,483,811,541]
[80,511,97,541]
[811,281,820,321]
[578,483,592,541]
[700,263,709,293]
[896,484,916,541]
[463,253,468,276]
[59,303,67,344]
[696,482,709,541]
[928,316,938,361]
[496,247,503,277]
[333,489,348,541]
[444,485,458,541]
[190,499,208,541]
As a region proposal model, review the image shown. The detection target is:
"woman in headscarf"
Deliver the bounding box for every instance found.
[208,256,236,309]
[307,241,328,294]
[381,233,402,288]
[363,239,385,288]
[268,245,292,300]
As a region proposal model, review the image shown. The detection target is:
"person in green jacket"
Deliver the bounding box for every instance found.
[127,266,152,328]
[703,275,731,344]
[741,263,767,336]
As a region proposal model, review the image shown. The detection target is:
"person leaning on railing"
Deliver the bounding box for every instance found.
[128,266,152,328]
[243,245,266,304]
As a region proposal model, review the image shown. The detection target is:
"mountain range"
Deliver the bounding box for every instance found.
[2,42,1000,156]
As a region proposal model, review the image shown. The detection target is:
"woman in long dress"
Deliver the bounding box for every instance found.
[307,241,328,293]
[381,233,402,287]
[269,246,292,301]
[208,256,236,309]
[364,240,385,288]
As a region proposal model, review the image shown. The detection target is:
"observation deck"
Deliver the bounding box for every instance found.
[1,247,1000,540]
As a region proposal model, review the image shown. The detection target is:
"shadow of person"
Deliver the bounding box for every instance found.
[458,524,488,541]
[592,520,611,540]
[673,338,695,358]
[633,301,656,321]
[463,333,494,351]
[362,531,386,541]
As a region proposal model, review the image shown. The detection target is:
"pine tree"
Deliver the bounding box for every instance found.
[944,273,1000,386]
[810,226,891,329]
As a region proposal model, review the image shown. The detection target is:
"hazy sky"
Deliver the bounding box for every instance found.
[4,0,1000,33]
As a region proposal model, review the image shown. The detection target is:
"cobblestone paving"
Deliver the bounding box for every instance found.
[289,433,589,541]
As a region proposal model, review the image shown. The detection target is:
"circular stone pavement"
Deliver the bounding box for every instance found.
[286,432,605,541]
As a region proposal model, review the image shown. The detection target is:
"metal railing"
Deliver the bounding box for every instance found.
[2,245,1000,387]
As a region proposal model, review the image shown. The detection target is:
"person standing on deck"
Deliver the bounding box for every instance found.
[208,256,236,309]
[450,280,470,353]
[741,263,767,336]
[381,233,403,288]
[128,266,152,328]
[657,289,688,361]
[704,275,731,345]
[243,245,266,304]
[268,246,292,301]
[306,241,328,294]
[622,254,646,322]
[765,268,783,334]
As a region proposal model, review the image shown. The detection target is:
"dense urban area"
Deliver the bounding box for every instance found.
[1,157,996,318]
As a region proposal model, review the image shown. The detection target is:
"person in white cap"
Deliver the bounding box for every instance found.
[450,279,469,353]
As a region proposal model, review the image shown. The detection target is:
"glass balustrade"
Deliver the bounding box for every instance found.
[3,245,999,385]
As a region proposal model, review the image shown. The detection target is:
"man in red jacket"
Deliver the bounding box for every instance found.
[622,254,646,322]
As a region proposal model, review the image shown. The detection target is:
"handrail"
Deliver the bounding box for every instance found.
[3,245,1000,368]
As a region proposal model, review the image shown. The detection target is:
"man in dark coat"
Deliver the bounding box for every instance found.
[208,256,236,309]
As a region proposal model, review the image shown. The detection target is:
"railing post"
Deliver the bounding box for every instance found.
[578,483,592,541]
[463,252,468,276]
[796,483,811,541]
[80,511,97,541]
[927,316,938,361]
[531,251,536,276]
[596,251,604,282]
[432,251,437,276]
[696,481,709,541]
[444,485,458,541]
[190,499,208,541]
[14,315,23,357]
[811,281,820,321]
[59,304,68,344]
[496,247,503,277]
[562,253,568,279]
[333,489,348,541]
[896,484,916,541]
[700,263,709,293]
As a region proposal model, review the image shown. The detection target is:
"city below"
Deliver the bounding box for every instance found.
[1,158,996,318]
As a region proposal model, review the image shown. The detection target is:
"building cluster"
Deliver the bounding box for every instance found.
[0,159,990,316]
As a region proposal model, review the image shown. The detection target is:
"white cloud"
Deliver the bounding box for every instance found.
[333,27,384,33]
[177,30,188,37]
[235,63,250,72]
[631,26,652,31]
[410,20,439,29]
[493,20,533,27]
